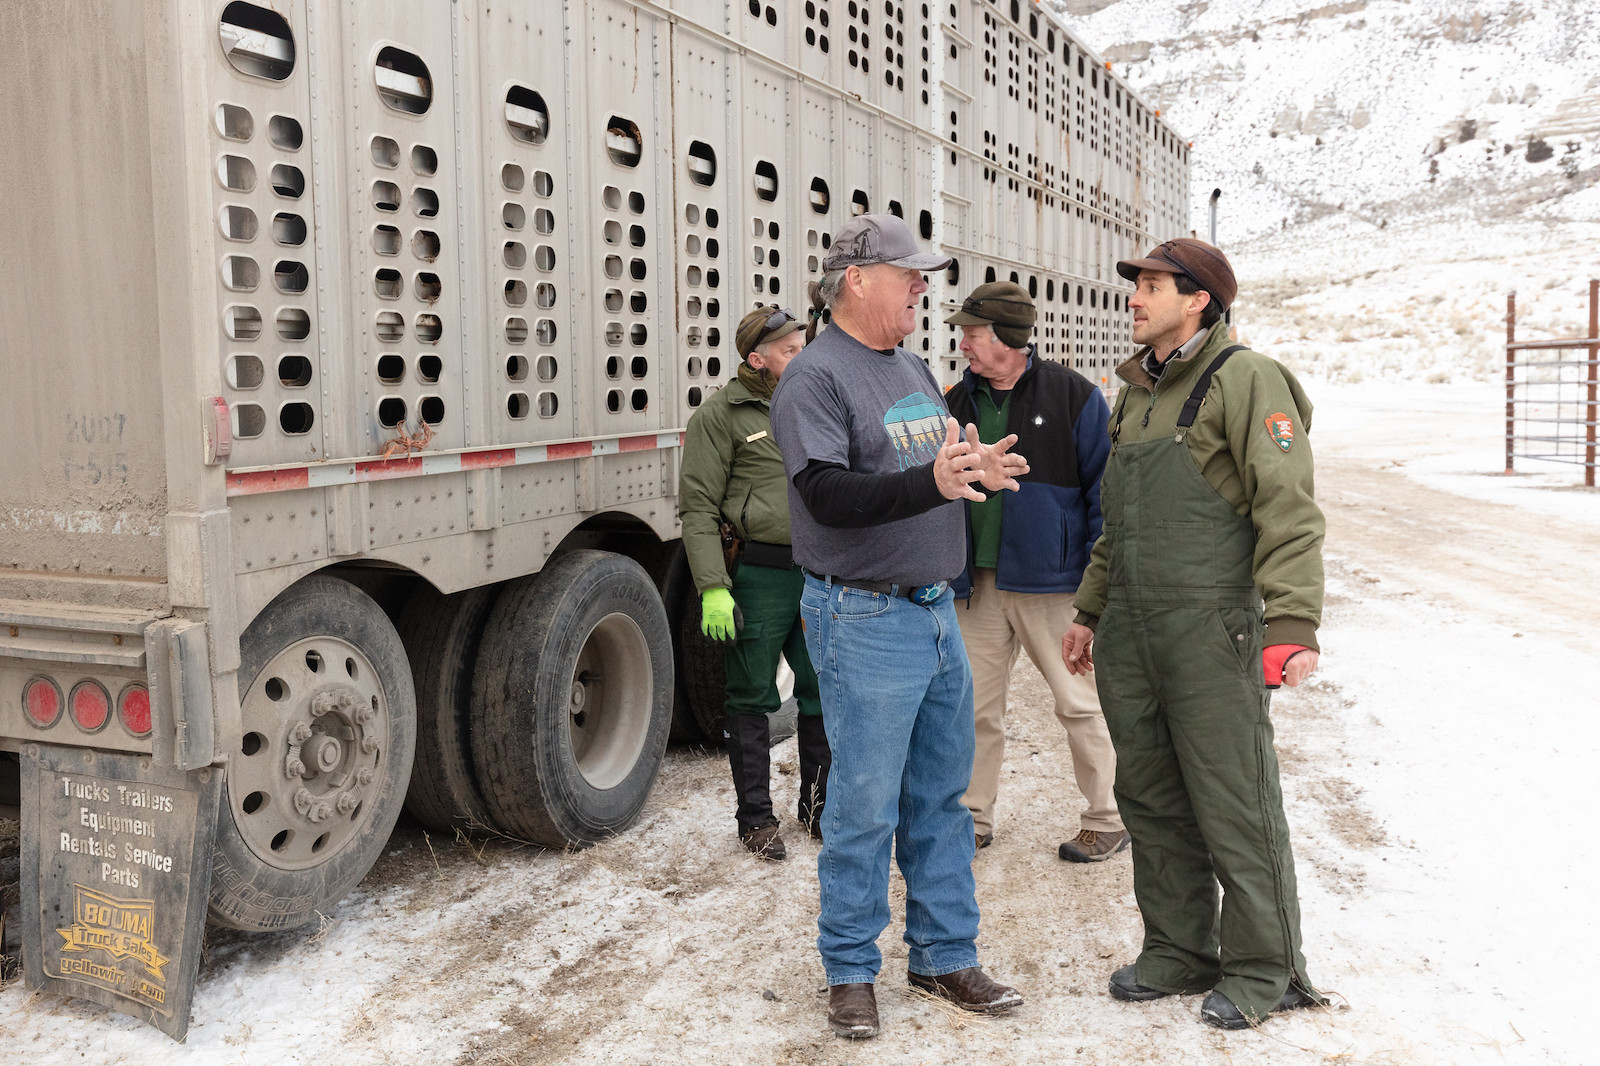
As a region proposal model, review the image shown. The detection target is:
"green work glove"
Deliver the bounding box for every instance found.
[701,587,737,642]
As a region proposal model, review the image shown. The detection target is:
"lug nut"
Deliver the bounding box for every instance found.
[357,769,373,786]
[361,736,378,754]
[337,791,357,813]
[291,722,313,742]
[285,759,306,779]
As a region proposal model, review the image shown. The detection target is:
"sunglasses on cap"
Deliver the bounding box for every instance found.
[758,307,797,340]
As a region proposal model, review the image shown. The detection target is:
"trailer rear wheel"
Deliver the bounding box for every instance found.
[470,550,671,846]
[209,576,416,931]
[396,583,499,834]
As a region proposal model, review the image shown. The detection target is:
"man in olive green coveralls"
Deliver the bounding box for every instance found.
[1062,239,1328,1030]
[679,306,827,862]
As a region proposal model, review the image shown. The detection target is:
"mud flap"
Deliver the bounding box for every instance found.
[19,744,222,1041]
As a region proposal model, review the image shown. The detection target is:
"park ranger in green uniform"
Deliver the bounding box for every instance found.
[1061,239,1328,1030]
[679,306,828,862]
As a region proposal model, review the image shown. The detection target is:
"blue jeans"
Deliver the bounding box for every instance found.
[799,574,981,986]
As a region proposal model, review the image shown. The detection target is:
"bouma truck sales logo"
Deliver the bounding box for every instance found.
[56,885,171,1002]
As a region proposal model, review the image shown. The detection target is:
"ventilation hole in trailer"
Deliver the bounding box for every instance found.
[603,256,623,280]
[1029,275,1038,298]
[629,191,646,214]
[504,279,527,307]
[415,272,441,302]
[535,282,557,308]
[886,199,903,218]
[376,311,405,341]
[279,403,315,434]
[375,47,432,115]
[686,234,701,256]
[629,259,647,282]
[225,305,262,341]
[1046,279,1055,300]
[220,204,258,242]
[707,268,720,289]
[707,329,721,350]
[687,387,703,407]
[535,355,557,381]
[228,354,264,389]
[603,186,622,211]
[685,203,701,225]
[748,0,759,15]
[534,208,555,235]
[630,389,648,412]
[753,161,778,201]
[271,164,305,199]
[505,85,550,144]
[503,241,526,269]
[754,275,765,294]
[215,103,254,141]
[276,307,310,340]
[630,355,649,378]
[411,144,437,175]
[223,256,260,292]
[268,114,302,150]
[415,315,442,344]
[920,210,933,239]
[602,220,622,245]
[606,322,624,347]
[375,268,404,299]
[377,354,406,383]
[373,225,401,255]
[219,2,295,81]
[605,288,625,312]
[630,291,647,314]
[808,255,818,272]
[217,154,256,193]
[533,171,554,197]
[603,357,621,380]
[630,325,649,347]
[502,163,525,192]
[768,250,780,268]
[768,221,780,241]
[686,266,702,287]
[707,298,720,317]
[686,326,702,348]
[503,202,526,230]
[378,397,407,427]
[947,259,960,285]
[707,355,723,375]
[607,389,623,412]
[851,189,869,215]
[411,188,439,217]
[705,208,720,229]
[686,355,703,377]
[505,355,529,383]
[371,135,400,169]
[821,232,830,248]
[629,225,646,248]
[984,265,997,283]
[278,355,312,387]
[535,318,557,346]
[687,142,717,186]
[686,296,702,316]
[373,181,401,212]
[766,5,778,25]
[419,396,444,423]
[234,403,266,437]
[418,355,441,382]
[606,117,643,167]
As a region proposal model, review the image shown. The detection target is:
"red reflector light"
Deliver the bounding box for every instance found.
[24,676,63,727]
[119,683,153,736]
[69,680,111,733]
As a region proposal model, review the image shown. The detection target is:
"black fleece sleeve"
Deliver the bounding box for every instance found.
[792,459,951,528]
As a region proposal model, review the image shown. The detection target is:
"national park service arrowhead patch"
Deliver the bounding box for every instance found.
[1265,412,1295,452]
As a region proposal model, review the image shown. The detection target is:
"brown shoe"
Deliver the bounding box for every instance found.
[907,966,1023,1013]
[975,831,993,850]
[1058,828,1131,863]
[827,982,880,1038]
[740,822,787,860]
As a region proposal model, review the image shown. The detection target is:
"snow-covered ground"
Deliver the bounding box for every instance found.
[4,375,1596,1066]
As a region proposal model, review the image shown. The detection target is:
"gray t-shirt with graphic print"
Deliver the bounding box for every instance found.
[769,324,965,585]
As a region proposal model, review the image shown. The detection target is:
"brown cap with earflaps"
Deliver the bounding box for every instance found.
[944,281,1035,348]
[1116,237,1237,312]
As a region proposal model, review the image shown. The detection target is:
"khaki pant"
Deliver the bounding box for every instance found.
[958,568,1122,836]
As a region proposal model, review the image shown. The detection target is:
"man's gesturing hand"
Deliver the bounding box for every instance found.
[967,422,1028,493]
[933,417,986,501]
[1061,623,1095,675]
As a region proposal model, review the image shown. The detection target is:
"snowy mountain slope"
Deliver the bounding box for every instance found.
[1051,0,1600,384]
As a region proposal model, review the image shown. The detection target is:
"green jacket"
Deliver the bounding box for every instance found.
[1074,321,1325,651]
[678,364,794,594]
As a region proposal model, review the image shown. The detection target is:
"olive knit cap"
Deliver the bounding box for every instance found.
[944,281,1035,349]
[1116,237,1237,312]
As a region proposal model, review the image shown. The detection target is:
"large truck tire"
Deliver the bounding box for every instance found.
[396,583,499,835]
[653,541,711,744]
[470,551,671,846]
[210,575,416,931]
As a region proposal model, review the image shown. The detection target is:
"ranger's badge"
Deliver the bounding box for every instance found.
[1265,412,1295,452]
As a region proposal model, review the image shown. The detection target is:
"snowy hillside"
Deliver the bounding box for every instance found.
[1051,0,1600,383]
